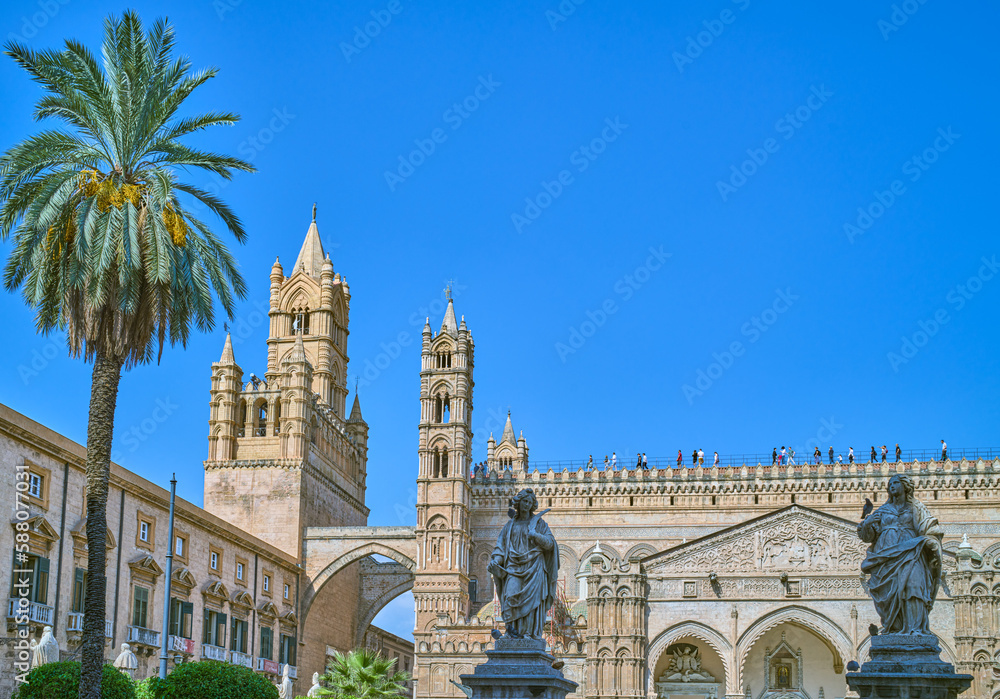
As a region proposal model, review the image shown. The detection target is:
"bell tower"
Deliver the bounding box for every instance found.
[414,292,474,643]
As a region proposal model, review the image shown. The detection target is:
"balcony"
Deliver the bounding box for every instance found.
[126,626,160,647]
[279,663,297,680]
[256,657,280,674]
[230,650,252,668]
[169,635,196,654]
[202,643,228,662]
[67,613,114,637]
[6,598,54,625]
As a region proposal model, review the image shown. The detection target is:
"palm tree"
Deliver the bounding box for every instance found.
[1,12,252,697]
[320,649,411,699]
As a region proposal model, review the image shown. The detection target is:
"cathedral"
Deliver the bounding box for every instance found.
[2,209,998,699]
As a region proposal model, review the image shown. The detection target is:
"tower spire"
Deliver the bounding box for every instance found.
[220,332,235,364]
[295,204,325,277]
[441,298,458,335]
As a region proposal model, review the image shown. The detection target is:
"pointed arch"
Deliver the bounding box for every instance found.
[647,620,733,692]
[736,605,853,678]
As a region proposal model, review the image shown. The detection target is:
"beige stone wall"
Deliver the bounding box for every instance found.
[0,404,301,697]
[299,560,361,683]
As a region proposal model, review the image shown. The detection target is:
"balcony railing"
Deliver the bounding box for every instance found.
[279,663,297,680]
[230,650,252,668]
[202,644,228,662]
[67,613,113,637]
[256,657,280,674]
[169,636,196,654]
[67,612,83,631]
[6,598,54,625]
[127,626,160,647]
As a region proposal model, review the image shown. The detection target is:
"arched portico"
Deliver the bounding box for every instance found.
[647,621,734,695]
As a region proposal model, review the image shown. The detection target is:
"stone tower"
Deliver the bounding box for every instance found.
[414,295,475,669]
[204,208,370,557]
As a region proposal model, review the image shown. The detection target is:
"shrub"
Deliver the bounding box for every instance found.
[160,661,279,699]
[14,662,136,699]
[136,676,170,699]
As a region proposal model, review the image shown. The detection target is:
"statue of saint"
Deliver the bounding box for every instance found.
[308,671,322,697]
[31,626,59,667]
[488,488,558,639]
[276,664,294,699]
[113,643,138,679]
[857,474,945,635]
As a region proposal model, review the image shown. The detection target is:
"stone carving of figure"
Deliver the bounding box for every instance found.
[276,664,293,699]
[31,626,59,668]
[488,488,558,639]
[663,645,715,682]
[857,474,944,635]
[308,671,322,697]
[113,643,138,679]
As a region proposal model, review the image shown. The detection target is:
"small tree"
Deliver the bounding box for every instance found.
[320,649,410,699]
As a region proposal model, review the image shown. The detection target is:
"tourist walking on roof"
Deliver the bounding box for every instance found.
[837,453,844,464]
[636,452,642,469]
[603,455,609,470]
[779,446,786,465]
[829,446,834,465]
[642,453,648,469]
[611,452,617,470]
[941,440,947,461]
[848,447,854,464]
[587,455,593,471]
[870,446,877,463]
[713,451,719,467]
[698,448,705,465]
[814,447,821,465]
[677,449,682,467]
[788,448,796,465]
[881,445,888,463]
[895,443,901,462]
[772,448,777,465]
[692,449,697,466]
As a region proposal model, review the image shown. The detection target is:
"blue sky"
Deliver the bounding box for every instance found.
[2,1,998,640]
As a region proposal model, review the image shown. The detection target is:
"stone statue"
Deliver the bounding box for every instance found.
[113,643,138,679]
[662,644,715,682]
[31,626,59,667]
[307,671,322,697]
[488,488,558,639]
[276,664,293,699]
[857,473,945,635]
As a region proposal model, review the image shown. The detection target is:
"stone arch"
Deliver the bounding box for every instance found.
[647,621,733,693]
[303,542,416,620]
[736,605,853,683]
[354,561,415,642]
[983,541,1000,561]
[625,543,657,560]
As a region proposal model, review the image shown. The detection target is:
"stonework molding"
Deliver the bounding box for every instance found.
[735,605,853,682]
[646,621,735,692]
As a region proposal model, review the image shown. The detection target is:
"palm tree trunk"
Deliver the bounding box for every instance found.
[79,351,123,699]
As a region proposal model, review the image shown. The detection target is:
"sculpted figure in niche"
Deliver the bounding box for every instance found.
[857,474,945,635]
[662,644,715,682]
[488,488,558,639]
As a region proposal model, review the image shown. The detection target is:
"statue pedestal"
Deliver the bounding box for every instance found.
[846,634,972,699]
[460,637,578,699]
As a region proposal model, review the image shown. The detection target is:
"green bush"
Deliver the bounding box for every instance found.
[14,662,136,699]
[159,661,279,699]
[136,676,170,699]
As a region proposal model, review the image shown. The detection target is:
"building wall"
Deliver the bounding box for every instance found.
[0,404,301,698]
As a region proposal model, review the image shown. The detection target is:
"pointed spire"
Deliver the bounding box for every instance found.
[284,329,309,365]
[219,333,235,364]
[349,393,364,422]
[294,205,325,277]
[440,298,458,335]
[501,411,516,445]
